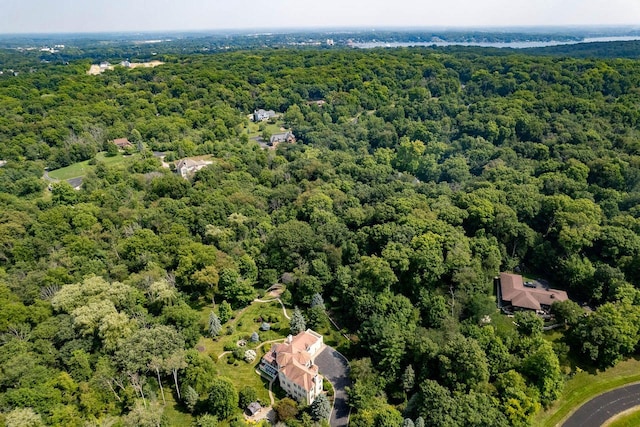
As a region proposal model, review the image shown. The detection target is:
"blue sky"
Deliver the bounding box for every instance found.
[1,0,639,34]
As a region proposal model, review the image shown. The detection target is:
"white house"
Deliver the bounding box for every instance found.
[253,109,277,122]
[175,158,212,179]
[260,329,324,404]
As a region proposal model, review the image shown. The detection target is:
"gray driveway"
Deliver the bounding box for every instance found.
[67,177,83,189]
[314,346,351,427]
[563,382,640,427]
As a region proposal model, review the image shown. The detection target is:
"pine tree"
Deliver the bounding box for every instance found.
[208,312,222,338]
[310,394,331,421]
[290,307,306,335]
[310,293,324,308]
[402,364,415,393]
[182,385,199,413]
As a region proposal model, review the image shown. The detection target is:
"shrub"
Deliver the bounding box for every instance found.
[239,386,258,409]
[273,398,298,422]
[232,348,245,360]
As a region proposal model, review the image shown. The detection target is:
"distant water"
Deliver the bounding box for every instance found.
[351,36,640,49]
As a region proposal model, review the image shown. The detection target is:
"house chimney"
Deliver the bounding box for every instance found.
[287,334,293,344]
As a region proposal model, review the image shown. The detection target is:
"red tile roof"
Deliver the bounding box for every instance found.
[262,330,322,392]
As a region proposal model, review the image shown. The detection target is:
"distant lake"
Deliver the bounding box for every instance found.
[351,36,640,49]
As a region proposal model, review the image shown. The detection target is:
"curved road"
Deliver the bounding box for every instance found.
[563,383,640,427]
[314,347,351,427]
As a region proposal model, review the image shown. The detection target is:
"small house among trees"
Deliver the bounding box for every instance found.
[496,272,569,313]
[253,109,276,121]
[112,138,133,149]
[269,131,296,147]
[175,158,212,179]
[246,401,262,416]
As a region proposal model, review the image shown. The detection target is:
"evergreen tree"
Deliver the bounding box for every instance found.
[402,365,415,393]
[208,312,222,338]
[311,292,325,308]
[310,394,332,421]
[182,385,199,413]
[290,307,306,334]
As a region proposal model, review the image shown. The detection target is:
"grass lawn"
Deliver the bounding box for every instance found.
[197,300,289,357]
[193,294,350,412]
[163,392,193,426]
[534,357,640,427]
[195,300,290,404]
[246,120,288,139]
[604,406,640,427]
[489,310,517,338]
[216,355,274,404]
[48,152,135,180]
[543,330,564,343]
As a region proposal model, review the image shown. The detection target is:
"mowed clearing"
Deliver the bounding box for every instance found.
[47,152,134,180]
[87,61,164,75]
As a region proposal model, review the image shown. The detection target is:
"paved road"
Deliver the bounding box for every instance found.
[314,347,351,427]
[563,382,640,427]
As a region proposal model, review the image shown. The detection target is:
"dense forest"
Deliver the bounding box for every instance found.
[2,45,640,426]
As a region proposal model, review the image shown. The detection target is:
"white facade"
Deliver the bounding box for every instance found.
[253,109,276,121]
[176,159,212,179]
[278,369,323,404]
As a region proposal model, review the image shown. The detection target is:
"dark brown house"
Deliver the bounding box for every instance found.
[497,272,568,312]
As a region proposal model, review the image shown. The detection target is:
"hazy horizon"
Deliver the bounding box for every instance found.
[2,0,640,35]
[2,25,640,38]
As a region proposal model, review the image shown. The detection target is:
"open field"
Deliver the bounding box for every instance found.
[48,152,134,180]
[534,357,640,427]
[87,61,164,75]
